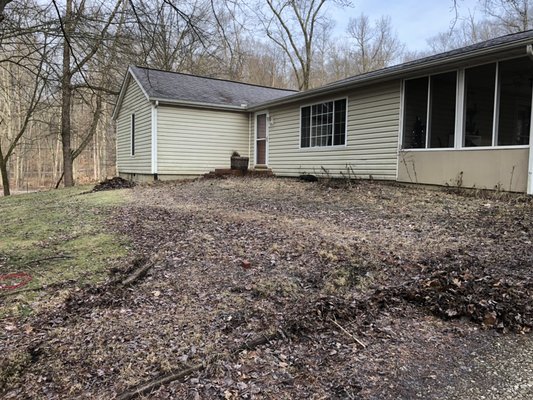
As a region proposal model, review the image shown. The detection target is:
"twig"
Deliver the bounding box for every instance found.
[116,363,205,400]
[328,317,367,348]
[121,261,153,286]
[116,331,281,400]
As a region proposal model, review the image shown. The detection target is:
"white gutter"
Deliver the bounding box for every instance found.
[151,101,158,175]
[526,45,533,195]
[249,39,533,111]
[151,97,248,112]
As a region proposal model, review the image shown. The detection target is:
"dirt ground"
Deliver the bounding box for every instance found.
[1,177,532,399]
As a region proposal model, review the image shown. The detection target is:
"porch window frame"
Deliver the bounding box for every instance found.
[401,68,459,150]
[400,54,533,152]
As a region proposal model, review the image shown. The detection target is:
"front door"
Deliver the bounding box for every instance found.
[256,113,267,165]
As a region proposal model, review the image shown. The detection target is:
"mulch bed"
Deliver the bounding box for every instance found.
[92,177,135,192]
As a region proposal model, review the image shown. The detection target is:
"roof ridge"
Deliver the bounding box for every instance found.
[132,65,298,93]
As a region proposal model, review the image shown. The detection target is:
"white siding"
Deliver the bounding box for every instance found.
[116,79,152,174]
[157,106,249,175]
[261,81,401,179]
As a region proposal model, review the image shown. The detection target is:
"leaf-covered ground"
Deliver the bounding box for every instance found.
[1,178,532,399]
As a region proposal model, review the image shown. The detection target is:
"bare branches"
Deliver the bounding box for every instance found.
[481,0,533,32]
[0,0,14,23]
[261,0,342,90]
[347,14,404,74]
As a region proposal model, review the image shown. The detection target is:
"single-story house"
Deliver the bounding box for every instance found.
[112,30,533,194]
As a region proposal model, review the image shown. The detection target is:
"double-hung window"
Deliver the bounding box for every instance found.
[301,99,347,148]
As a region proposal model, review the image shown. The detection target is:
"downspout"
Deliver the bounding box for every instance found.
[248,113,252,161]
[151,100,159,179]
[527,45,533,194]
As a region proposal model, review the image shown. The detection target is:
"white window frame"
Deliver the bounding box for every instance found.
[299,97,348,150]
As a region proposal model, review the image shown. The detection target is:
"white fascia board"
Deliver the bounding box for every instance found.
[128,67,151,100]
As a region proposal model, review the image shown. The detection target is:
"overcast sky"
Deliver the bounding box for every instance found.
[331,0,482,51]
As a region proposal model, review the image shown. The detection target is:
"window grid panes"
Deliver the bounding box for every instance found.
[301,99,346,148]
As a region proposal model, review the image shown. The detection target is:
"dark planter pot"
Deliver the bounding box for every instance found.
[231,156,249,171]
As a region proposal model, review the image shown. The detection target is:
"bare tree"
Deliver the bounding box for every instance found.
[259,0,350,90]
[347,14,404,74]
[0,40,49,196]
[52,0,123,187]
[126,0,210,72]
[482,0,533,31]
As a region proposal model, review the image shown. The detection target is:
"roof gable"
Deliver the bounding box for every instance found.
[130,66,297,108]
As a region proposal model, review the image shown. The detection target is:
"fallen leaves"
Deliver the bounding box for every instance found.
[1,178,533,399]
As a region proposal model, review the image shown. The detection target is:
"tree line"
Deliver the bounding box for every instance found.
[0,0,530,195]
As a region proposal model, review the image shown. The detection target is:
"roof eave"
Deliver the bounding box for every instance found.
[248,39,533,111]
[153,97,248,111]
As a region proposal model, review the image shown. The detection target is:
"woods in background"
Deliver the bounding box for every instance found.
[0,0,531,195]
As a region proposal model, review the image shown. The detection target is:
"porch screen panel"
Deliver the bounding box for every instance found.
[429,72,456,148]
[464,63,496,147]
[497,57,532,146]
[403,77,428,149]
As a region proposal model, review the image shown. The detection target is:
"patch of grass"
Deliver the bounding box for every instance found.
[0,186,131,317]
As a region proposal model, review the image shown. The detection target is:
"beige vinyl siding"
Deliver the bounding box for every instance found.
[116,79,152,173]
[398,148,529,192]
[157,106,249,175]
[263,81,401,179]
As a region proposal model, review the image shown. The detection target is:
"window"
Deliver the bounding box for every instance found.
[131,114,135,156]
[402,72,457,149]
[301,99,346,148]
[402,56,533,150]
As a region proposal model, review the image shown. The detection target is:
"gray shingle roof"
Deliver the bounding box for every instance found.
[130,66,297,108]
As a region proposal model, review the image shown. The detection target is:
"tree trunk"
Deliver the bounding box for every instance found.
[0,160,9,196]
[61,0,74,187]
[0,145,10,196]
